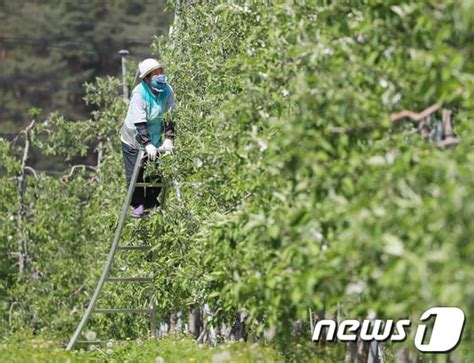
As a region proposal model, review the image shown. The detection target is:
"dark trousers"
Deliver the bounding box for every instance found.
[122,142,162,209]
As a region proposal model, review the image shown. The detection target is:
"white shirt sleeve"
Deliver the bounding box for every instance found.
[129,91,147,124]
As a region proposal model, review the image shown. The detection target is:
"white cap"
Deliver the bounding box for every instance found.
[138,58,163,79]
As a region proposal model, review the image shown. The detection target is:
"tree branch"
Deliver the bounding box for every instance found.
[390,103,441,122]
[67,284,85,300]
[61,164,97,180]
[24,166,37,177]
[11,119,37,145]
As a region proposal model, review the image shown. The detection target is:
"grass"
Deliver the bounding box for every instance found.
[1,331,285,363]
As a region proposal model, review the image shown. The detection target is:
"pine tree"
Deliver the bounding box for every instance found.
[0,0,172,131]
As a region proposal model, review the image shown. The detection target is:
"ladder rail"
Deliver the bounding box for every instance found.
[66,149,145,351]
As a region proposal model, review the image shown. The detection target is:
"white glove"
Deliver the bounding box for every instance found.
[160,138,174,153]
[145,143,158,160]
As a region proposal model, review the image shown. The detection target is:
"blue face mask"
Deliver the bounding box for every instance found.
[151,74,167,92]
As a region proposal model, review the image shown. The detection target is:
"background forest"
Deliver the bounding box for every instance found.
[0,0,172,169]
[1,0,474,362]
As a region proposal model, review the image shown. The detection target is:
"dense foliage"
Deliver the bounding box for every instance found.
[1,0,473,360]
[156,0,474,356]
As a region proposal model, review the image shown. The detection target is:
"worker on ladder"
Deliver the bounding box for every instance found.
[120,58,176,218]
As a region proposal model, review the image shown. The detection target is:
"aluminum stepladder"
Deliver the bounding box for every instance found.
[66,149,166,350]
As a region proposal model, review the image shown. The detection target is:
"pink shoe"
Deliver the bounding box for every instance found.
[131,204,145,218]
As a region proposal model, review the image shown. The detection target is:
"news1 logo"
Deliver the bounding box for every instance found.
[312,307,465,353]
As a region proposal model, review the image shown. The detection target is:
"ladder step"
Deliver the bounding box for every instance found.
[135,183,163,187]
[106,276,153,282]
[94,308,153,314]
[117,245,152,251]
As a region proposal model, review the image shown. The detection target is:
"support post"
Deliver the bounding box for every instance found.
[118,49,129,100]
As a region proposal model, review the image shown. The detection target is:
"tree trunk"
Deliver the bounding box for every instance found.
[188,306,201,338]
[15,119,36,273]
[395,347,418,363]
